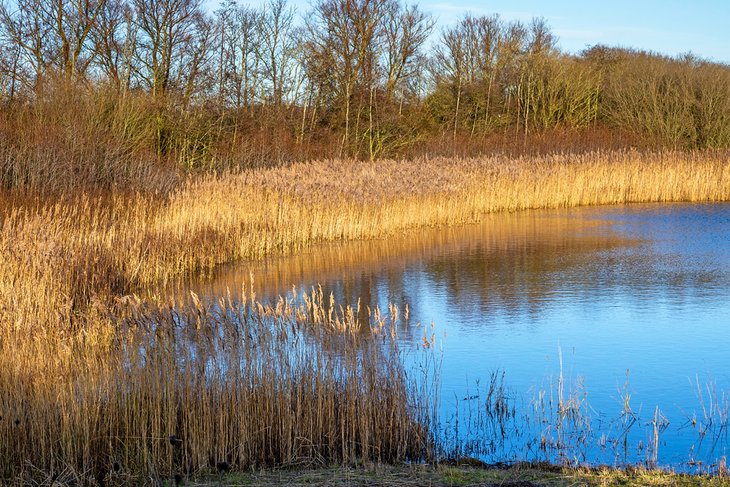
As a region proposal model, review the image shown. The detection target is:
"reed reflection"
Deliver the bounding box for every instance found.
[165,205,730,329]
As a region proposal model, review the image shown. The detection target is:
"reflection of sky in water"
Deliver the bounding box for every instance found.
[166,203,730,468]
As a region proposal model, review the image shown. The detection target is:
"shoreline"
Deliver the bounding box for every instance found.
[167,463,730,486]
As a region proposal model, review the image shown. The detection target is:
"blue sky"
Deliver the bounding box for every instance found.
[212,0,730,63]
[421,0,730,63]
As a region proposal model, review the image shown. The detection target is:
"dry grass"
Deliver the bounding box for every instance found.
[1,150,730,483]
[118,149,730,289]
[0,287,437,484]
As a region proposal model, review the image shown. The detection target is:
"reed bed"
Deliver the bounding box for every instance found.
[1,150,730,482]
[4,150,729,351]
[4,150,730,311]
[143,149,730,286]
[0,287,436,484]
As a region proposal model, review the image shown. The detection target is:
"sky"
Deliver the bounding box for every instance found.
[421,0,730,63]
[212,0,730,64]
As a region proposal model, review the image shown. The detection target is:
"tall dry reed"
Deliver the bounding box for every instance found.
[1,150,730,482]
[100,150,730,289]
[0,287,436,484]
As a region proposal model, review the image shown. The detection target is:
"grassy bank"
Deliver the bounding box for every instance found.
[193,463,730,486]
[2,150,730,483]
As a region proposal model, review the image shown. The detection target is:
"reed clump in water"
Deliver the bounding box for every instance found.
[0,287,436,484]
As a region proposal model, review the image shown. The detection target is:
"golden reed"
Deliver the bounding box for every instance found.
[1,150,729,483]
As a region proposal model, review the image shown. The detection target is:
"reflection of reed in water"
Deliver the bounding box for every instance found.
[161,204,730,328]
[441,365,729,473]
[160,208,629,312]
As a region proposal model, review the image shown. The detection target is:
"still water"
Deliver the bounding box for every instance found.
[174,203,730,470]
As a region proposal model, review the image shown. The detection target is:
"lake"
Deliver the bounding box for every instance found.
[170,203,730,470]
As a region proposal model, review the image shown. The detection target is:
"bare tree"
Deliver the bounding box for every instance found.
[306,0,394,155]
[0,30,22,99]
[519,18,557,139]
[430,15,568,140]
[48,0,107,78]
[0,0,53,90]
[431,15,483,140]
[383,2,432,99]
[257,0,297,107]
[1,0,108,83]
[179,12,212,105]
[90,0,136,89]
[133,0,206,97]
[213,1,260,108]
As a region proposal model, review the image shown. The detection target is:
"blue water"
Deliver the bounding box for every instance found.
[183,203,730,470]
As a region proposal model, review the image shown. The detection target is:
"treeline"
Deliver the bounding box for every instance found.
[1,0,730,189]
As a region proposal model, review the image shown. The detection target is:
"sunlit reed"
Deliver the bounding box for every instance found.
[1,150,730,482]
